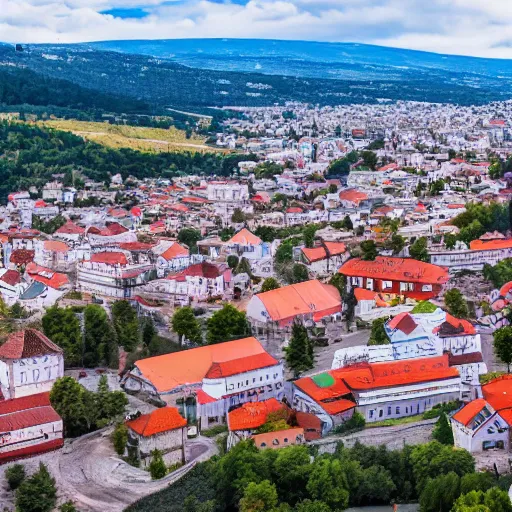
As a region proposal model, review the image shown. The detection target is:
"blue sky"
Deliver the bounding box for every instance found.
[3,0,512,58]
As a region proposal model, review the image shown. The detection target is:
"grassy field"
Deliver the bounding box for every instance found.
[37,119,219,153]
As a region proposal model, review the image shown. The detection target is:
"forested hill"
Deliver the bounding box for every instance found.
[1,44,511,107]
[0,121,254,202]
[0,66,150,114]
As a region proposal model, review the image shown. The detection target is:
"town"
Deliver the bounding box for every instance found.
[2,97,512,512]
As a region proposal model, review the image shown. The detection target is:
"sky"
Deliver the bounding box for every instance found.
[3,0,512,59]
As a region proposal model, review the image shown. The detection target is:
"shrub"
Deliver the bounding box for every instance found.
[149,449,167,480]
[201,425,228,438]
[5,463,26,490]
[112,423,128,455]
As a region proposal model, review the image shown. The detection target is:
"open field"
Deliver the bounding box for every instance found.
[37,119,220,153]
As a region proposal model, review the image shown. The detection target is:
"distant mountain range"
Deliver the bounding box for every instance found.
[2,39,512,110]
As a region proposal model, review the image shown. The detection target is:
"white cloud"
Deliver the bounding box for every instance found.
[2,0,512,58]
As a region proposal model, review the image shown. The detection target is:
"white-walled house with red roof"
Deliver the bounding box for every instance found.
[77,251,156,299]
[122,337,284,430]
[332,308,486,402]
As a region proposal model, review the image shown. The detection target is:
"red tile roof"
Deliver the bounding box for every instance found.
[205,353,278,379]
[388,312,417,335]
[119,242,154,251]
[339,189,368,205]
[0,330,62,360]
[255,280,341,323]
[469,239,512,251]
[55,220,85,235]
[43,241,69,253]
[0,392,51,415]
[482,375,512,412]
[302,242,346,263]
[228,398,285,431]
[90,252,128,266]
[452,398,488,426]
[340,256,449,285]
[26,262,69,289]
[0,438,63,464]
[170,262,224,279]
[0,405,61,432]
[126,407,186,437]
[0,269,21,287]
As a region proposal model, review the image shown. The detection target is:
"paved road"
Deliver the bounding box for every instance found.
[304,330,370,376]
[0,431,218,512]
[481,332,507,373]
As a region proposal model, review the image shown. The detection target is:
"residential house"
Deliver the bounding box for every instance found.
[301,241,348,276]
[125,407,187,468]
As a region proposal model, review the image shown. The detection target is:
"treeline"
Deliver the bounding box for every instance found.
[126,440,512,512]
[0,122,257,201]
[0,67,149,114]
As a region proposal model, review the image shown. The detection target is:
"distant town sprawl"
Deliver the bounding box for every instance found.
[3,99,512,511]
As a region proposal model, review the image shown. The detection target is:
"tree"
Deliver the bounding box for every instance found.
[292,264,309,284]
[303,225,317,248]
[178,228,202,252]
[444,288,469,319]
[357,465,396,505]
[95,375,128,426]
[5,464,26,490]
[342,215,353,231]
[295,500,332,512]
[227,255,239,269]
[206,304,250,344]
[390,233,405,255]
[493,326,512,372]
[275,240,294,264]
[50,376,86,437]
[172,307,203,345]
[15,463,57,512]
[444,233,458,250]
[452,488,512,512]
[306,458,349,510]
[59,502,78,512]
[112,423,128,455]
[111,300,140,352]
[261,277,280,293]
[361,150,378,170]
[285,321,314,377]
[419,472,460,512]
[239,480,278,512]
[141,317,157,348]
[368,318,389,345]
[433,412,454,445]
[484,259,512,289]
[235,257,253,277]
[459,472,494,495]
[360,240,378,261]
[274,445,311,505]
[410,441,475,493]
[42,305,82,367]
[409,237,429,262]
[231,208,246,224]
[84,304,118,368]
[329,273,345,297]
[149,449,167,480]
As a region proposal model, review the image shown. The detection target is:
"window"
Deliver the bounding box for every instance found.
[266,375,269,380]
[396,406,400,415]
[369,410,375,419]
[379,409,383,418]
[246,380,249,385]
[261,443,267,448]
[422,284,433,292]
[366,278,374,290]
[382,280,393,290]
[284,438,288,443]
[387,406,392,416]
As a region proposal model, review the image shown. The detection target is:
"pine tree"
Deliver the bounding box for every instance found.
[15,463,57,512]
[149,449,167,480]
[433,412,454,445]
[285,322,314,377]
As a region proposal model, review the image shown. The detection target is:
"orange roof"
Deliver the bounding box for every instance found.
[342,355,459,391]
[255,280,341,322]
[90,252,128,266]
[388,312,417,335]
[43,241,69,253]
[452,399,488,426]
[55,220,85,235]
[469,239,512,251]
[205,353,277,379]
[482,375,512,412]
[134,337,273,393]
[437,314,476,336]
[25,262,69,289]
[160,243,189,261]
[340,256,449,285]
[354,287,378,301]
[302,242,346,263]
[339,189,368,205]
[500,281,512,297]
[228,398,285,431]
[252,427,304,449]
[126,407,186,437]
[228,228,262,246]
